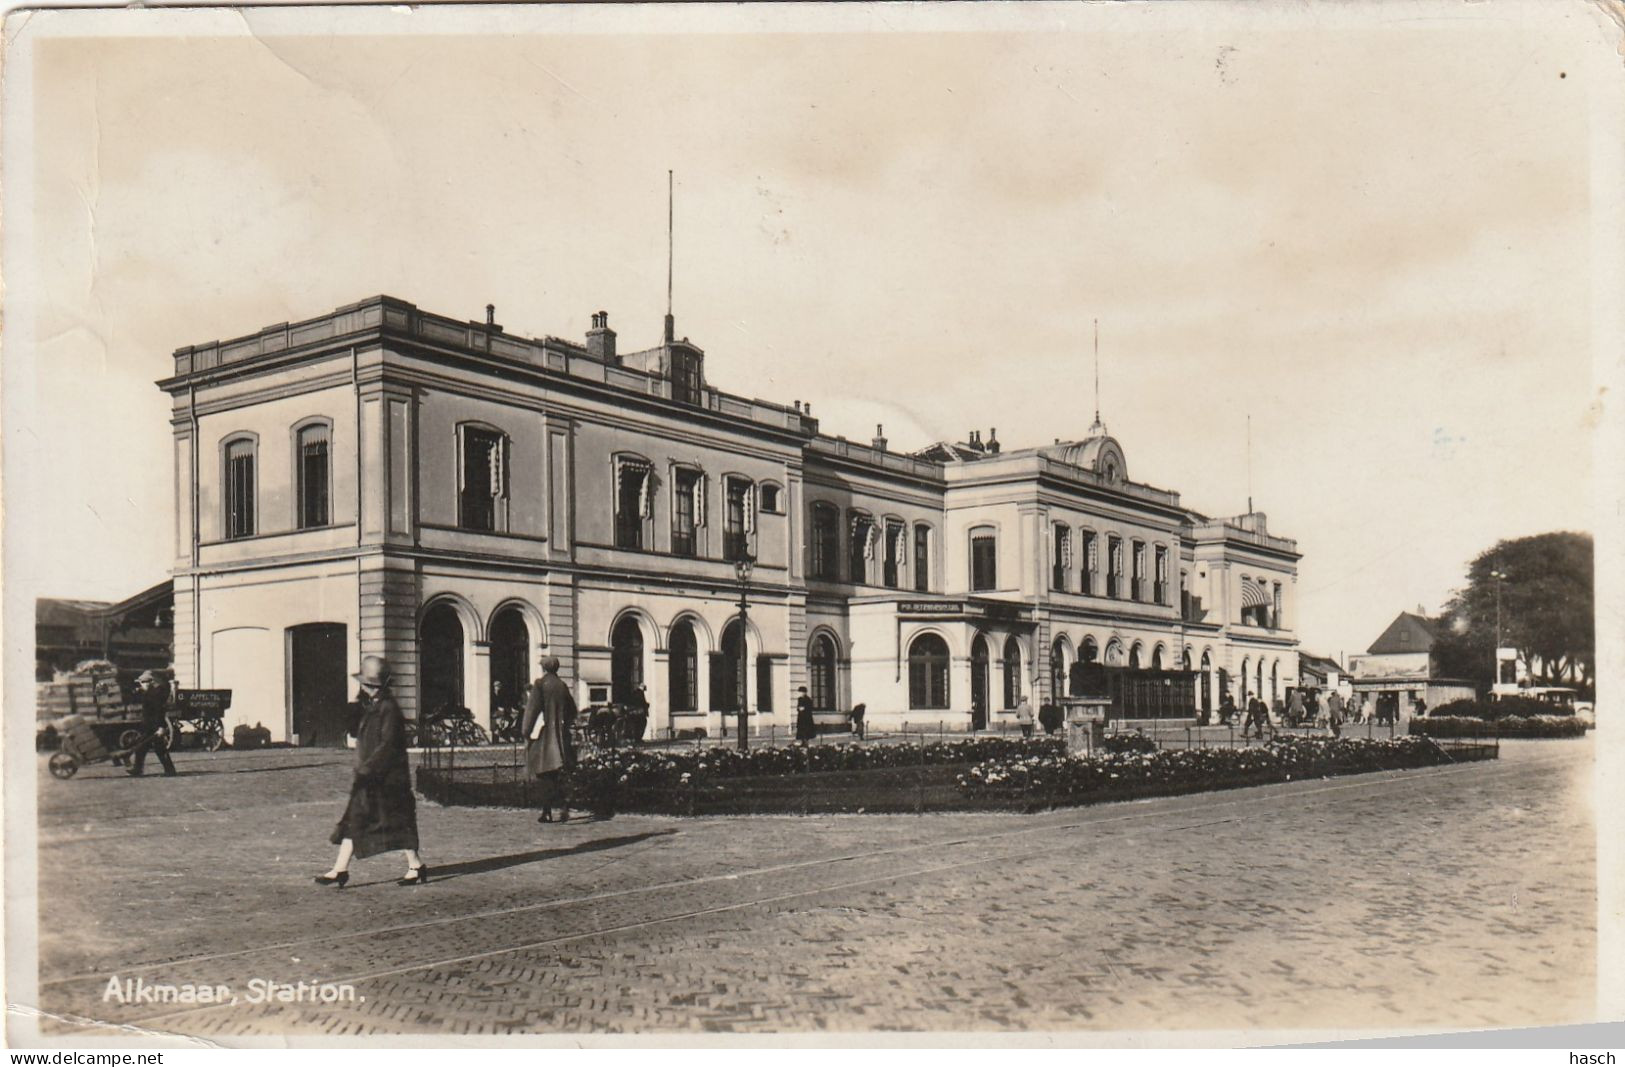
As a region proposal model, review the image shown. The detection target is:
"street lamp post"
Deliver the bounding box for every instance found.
[734,552,755,752]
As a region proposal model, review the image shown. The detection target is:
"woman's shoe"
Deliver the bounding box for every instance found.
[314,871,349,888]
[397,865,429,886]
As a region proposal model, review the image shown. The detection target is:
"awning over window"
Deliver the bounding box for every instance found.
[1241,580,1270,607]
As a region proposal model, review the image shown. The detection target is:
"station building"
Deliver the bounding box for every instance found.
[159,296,1301,744]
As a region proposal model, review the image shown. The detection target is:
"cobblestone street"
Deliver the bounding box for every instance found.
[31,739,1595,1039]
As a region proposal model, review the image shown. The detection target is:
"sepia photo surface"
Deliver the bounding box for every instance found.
[4,0,1623,1047]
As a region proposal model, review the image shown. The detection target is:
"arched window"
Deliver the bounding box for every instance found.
[1151,646,1164,671]
[1270,660,1279,703]
[1200,650,1212,712]
[669,620,698,713]
[810,503,839,580]
[714,620,746,712]
[908,633,950,710]
[295,422,330,529]
[1129,644,1142,670]
[1051,638,1069,697]
[1239,657,1250,703]
[223,436,257,539]
[1002,636,1023,708]
[1180,648,1192,671]
[809,633,838,710]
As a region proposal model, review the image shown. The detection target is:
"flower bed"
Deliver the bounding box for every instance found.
[1410,715,1587,740]
[956,736,1466,805]
[1430,696,1573,720]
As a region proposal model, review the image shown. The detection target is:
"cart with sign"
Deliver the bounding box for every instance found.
[168,689,231,751]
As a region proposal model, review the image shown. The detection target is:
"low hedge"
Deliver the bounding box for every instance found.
[568,736,1067,804]
[1430,696,1572,719]
[957,736,1460,803]
[1411,715,1587,739]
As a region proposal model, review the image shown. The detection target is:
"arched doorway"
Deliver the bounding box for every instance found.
[1200,650,1212,713]
[1002,636,1023,708]
[1051,637,1069,699]
[1152,646,1165,670]
[1239,658,1250,704]
[669,620,698,713]
[1128,644,1142,670]
[489,607,530,713]
[809,633,838,710]
[1270,660,1279,704]
[908,633,950,710]
[420,603,466,716]
[970,635,990,729]
[611,615,644,705]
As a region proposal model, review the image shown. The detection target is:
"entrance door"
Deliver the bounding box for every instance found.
[611,616,645,706]
[420,604,465,716]
[288,623,348,747]
[970,635,990,730]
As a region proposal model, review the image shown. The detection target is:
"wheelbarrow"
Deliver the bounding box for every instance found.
[47,715,168,779]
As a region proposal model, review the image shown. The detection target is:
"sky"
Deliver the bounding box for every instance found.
[4,2,1615,665]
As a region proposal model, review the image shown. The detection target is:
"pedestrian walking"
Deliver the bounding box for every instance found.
[1015,695,1035,738]
[795,686,817,744]
[316,656,425,888]
[524,656,578,823]
[1244,696,1269,740]
[1218,694,1237,726]
[849,702,866,740]
[1327,690,1345,737]
[127,671,176,778]
[1287,688,1307,729]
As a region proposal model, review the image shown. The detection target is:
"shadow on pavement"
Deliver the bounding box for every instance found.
[428,830,680,882]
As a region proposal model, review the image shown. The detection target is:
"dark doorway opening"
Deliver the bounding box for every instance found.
[421,603,465,717]
[288,623,348,747]
[611,616,644,706]
[490,607,530,712]
[970,635,990,730]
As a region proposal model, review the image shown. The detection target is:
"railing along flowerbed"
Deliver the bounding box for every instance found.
[417,734,1488,816]
[1410,714,1587,740]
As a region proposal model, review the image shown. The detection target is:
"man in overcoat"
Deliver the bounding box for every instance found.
[523,656,577,822]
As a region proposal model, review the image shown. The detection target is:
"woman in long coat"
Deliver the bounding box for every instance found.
[316,656,426,887]
[523,656,577,823]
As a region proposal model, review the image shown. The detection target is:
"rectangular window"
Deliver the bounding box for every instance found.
[759,484,781,513]
[882,521,903,588]
[913,524,931,593]
[849,515,874,584]
[1132,541,1146,601]
[672,469,700,557]
[724,478,752,561]
[1154,545,1169,605]
[1273,582,1284,629]
[756,655,774,712]
[296,425,329,530]
[971,534,997,591]
[225,440,256,539]
[615,462,649,549]
[811,506,839,580]
[671,349,703,405]
[1051,525,1071,591]
[1082,531,1096,594]
[1107,536,1122,598]
[459,429,503,533]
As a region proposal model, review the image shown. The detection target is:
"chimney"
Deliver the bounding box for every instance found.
[485,304,496,327]
[987,427,1000,454]
[587,310,617,363]
[968,430,982,450]
[793,400,802,413]
[872,423,888,452]
[664,312,676,344]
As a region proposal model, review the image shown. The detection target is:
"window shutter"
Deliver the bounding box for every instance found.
[489,438,504,498]
[693,475,706,527]
[743,482,755,533]
[639,468,652,518]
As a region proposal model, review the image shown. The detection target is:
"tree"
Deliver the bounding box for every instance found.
[1431,532,1594,692]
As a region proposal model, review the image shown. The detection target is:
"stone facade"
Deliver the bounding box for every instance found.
[160,296,1300,743]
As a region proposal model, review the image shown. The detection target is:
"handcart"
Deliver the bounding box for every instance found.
[47,715,168,779]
